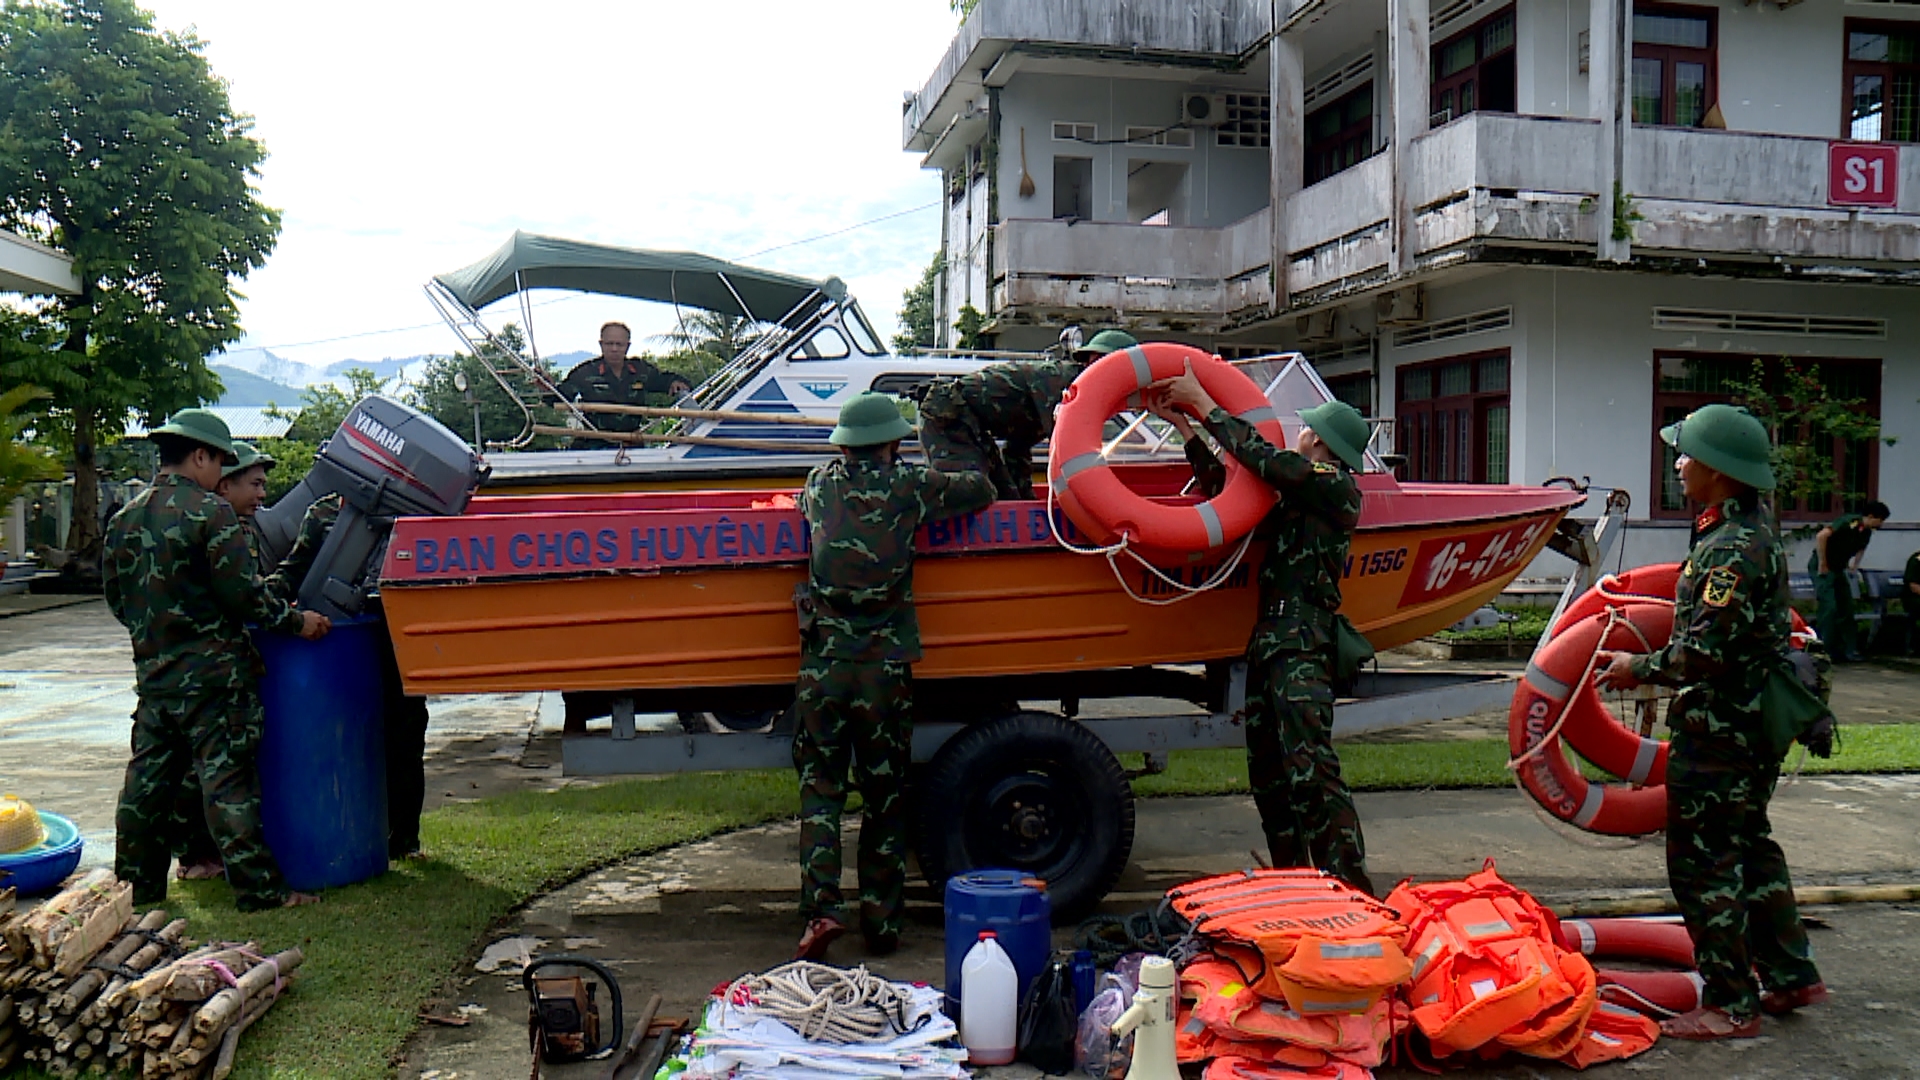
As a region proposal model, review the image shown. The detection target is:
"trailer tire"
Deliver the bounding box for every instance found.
[914,711,1134,921]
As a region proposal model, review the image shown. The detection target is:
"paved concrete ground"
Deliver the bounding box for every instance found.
[5,599,1919,1078]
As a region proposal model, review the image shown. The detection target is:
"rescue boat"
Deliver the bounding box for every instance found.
[379,465,1582,698]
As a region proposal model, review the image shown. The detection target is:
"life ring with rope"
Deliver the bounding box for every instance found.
[1049,343,1285,554]
[1509,564,1812,836]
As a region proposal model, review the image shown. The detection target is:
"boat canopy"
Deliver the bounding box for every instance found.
[432,231,843,323]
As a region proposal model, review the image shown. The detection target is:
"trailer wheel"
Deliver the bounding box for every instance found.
[914,711,1134,921]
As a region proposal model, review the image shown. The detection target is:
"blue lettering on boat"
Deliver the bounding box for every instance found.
[416,539,439,573]
[442,537,467,572]
[687,523,712,559]
[470,536,496,571]
[596,529,618,564]
[774,520,801,555]
[564,530,590,565]
[630,527,653,561]
[538,532,562,568]
[965,513,988,545]
[741,521,767,556]
[1028,507,1050,541]
[510,534,534,568]
[993,508,1017,543]
[928,520,951,546]
[715,517,739,558]
[661,528,685,560]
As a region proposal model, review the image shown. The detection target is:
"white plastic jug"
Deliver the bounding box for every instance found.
[960,930,1017,1065]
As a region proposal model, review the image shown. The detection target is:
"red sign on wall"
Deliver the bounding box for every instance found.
[1829,143,1900,209]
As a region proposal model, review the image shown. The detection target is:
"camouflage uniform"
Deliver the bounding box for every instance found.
[1189,411,1371,894]
[270,494,433,857]
[918,356,1089,500]
[792,454,993,940]
[1627,494,1822,1020]
[104,474,306,911]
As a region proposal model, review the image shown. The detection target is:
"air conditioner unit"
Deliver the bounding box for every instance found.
[1296,310,1337,344]
[1375,287,1425,327]
[1180,92,1229,128]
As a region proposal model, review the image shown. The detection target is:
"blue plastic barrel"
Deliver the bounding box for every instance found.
[944,870,1052,1012]
[255,616,388,892]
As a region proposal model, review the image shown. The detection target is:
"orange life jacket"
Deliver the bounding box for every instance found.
[1203,1056,1374,1080]
[1557,1000,1661,1070]
[1385,862,1596,1059]
[1178,955,1392,1068]
[1169,869,1412,1014]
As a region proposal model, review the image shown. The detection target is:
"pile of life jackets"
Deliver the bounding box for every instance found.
[1165,863,1661,1078]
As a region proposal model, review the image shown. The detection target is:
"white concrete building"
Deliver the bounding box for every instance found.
[0,228,78,296]
[903,0,1920,570]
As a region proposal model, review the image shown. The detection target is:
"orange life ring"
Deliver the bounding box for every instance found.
[1595,969,1705,1018]
[1049,343,1285,552]
[1514,569,1814,836]
[1558,917,1695,969]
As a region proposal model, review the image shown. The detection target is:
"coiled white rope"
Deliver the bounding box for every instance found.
[1044,466,1257,607]
[722,962,917,1044]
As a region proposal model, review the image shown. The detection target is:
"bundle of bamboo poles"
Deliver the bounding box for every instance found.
[0,872,302,1079]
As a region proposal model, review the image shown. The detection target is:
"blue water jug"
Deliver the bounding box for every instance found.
[943,869,1051,1013]
[255,615,389,892]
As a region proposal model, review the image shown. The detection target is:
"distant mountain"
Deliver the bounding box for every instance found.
[211,364,304,408]
[547,350,593,371]
[323,356,420,382]
[215,346,320,387]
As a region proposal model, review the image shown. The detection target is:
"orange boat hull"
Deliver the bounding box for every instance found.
[380,472,1582,697]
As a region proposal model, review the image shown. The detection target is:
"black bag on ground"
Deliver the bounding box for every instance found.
[1018,955,1079,1074]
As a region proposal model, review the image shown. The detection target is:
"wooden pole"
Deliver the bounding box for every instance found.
[529,424,831,453]
[573,402,836,427]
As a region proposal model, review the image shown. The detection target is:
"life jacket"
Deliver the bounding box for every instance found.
[1168,869,1412,1014]
[1557,1000,1661,1070]
[1385,861,1596,1059]
[1203,1055,1374,1080]
[1177,955,1392,1069]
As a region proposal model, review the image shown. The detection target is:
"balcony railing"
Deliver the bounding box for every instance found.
[990,209,1274,327]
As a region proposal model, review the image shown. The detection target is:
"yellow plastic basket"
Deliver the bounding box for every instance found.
[0,794,48,854]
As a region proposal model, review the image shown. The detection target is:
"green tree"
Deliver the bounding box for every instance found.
[0,386,62,505]
[1726,358,1891,532]
[953,304,988,350]
[649,312,760,374]
[409,325,565,451]
[893,252,942,353]
[0,0,280,579]
[256,369,387,499]
[949,0,980,17]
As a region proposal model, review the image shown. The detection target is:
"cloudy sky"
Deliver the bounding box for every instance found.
[137,0,964,370]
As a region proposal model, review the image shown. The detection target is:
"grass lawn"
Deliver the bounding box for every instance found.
[20,723,1915,1079]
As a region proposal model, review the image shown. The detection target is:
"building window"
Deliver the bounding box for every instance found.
[1306,83,1374,185]
[1054,157,1093,219]
[1632,5,1716,127]
[1218,93,1273,148]
[1326,373,1375,415]
[1052,121,1097,142]
[1395,351,1511,484]
[1126,126,1195,148]
[1650,354,1881,520]
[1431,6,1517,125]
[1846,20,1920,142]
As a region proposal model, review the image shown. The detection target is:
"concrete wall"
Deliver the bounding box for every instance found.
[1516,0,1589,118]
[996,72,1272,230]
[1383,266,1920,572]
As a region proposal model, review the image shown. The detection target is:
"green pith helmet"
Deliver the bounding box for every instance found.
[1298,400,1369,472]
[150,408,238,464]
[220,440,276,480]
[830,392,914,448]
[1660,402,1775,490]
[1073,329,1139,359]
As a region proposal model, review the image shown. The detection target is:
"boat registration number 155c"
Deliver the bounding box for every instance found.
[1398,520,1547,607]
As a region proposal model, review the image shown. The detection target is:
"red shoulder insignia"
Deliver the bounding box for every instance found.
[1694,505,1723,532]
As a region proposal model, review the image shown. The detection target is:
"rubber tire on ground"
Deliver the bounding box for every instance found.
[913,711,1135,922]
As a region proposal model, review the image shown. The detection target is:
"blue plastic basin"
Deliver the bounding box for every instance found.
[0,811,84,895]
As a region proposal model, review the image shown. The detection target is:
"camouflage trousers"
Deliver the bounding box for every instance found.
[1667,731,1821,1019]
[917,384,1025,500]
[116,688,289,911]
[791,651,914,939]
[1245,645,1373,895]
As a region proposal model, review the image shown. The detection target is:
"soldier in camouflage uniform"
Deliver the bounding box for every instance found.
[170,442,281,881]
[918,328,1138,499]
[104,410,330,911]
[791,393,995,960]
[1598,403,1826,1040]
[1152,376,1373,894]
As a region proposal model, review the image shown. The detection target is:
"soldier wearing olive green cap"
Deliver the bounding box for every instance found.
[1596,403,1826,1040]
[918,328,1140,499]
[789,393,994,961]
[103,408,331,911]
[1149,371,1374,895]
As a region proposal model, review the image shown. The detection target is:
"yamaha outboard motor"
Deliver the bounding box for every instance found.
[257,395,485,619]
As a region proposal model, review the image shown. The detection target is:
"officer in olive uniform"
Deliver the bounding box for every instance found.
[918,328,1139,499]
[104,410,330,911]
[1598,403,1826,1041]
[170,441,281,881]
[556,321,692,449]
[790,393,995,961]
[1151,374,1373,895]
